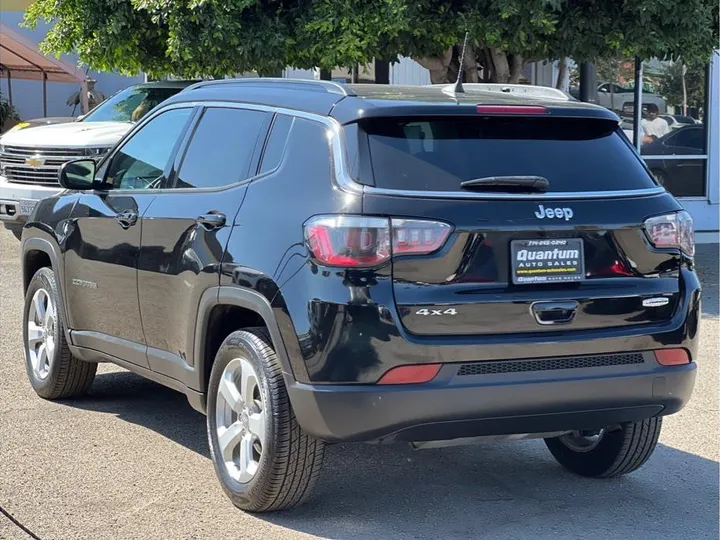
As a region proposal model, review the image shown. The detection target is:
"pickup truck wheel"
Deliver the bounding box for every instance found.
[23,267,97,399]
[207,327,324,512]
[545,418,662,478]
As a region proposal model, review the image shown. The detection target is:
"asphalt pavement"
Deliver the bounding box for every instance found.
[0,227,717,539]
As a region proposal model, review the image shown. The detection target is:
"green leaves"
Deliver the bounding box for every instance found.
[22,0,718,79]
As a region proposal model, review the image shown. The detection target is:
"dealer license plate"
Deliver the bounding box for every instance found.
[511,238,585,284]
[19,200,36,216]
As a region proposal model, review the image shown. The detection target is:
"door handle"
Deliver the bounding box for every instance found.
[197,212,226,231]
[116,210,138,229]
[531,301,578,325]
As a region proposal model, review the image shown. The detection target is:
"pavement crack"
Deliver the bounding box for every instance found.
[0,503,43,540]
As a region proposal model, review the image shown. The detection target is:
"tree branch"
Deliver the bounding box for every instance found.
[416,47,454,84]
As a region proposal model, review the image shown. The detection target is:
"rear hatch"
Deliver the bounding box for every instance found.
[354,113,685,336]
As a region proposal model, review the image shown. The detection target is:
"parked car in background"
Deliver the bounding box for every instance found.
[0,80,194,239]
[1,117,77,135]
[594,83,667,114]
[660,114,701,131]
[643,125,706,197]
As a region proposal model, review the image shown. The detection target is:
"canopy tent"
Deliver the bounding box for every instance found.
[0,21,85,116]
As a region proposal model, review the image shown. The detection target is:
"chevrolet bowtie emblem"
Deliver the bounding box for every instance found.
[25,157,45,168]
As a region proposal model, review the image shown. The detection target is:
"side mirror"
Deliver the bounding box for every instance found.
[58,159,97,190]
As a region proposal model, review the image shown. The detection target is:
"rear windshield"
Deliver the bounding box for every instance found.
[358,116,657,192]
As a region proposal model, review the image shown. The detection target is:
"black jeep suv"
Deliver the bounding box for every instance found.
[19,79,699,512]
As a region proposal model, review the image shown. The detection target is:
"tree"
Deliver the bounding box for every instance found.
[24,0,719,83]
[659,60,706,117]
[0,90,21,133]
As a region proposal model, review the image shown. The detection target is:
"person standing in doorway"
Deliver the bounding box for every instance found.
[641,103,670,144]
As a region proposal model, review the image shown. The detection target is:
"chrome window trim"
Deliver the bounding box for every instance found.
[140,100,669,200]
[359,186,666,200]
[642,155,708,160]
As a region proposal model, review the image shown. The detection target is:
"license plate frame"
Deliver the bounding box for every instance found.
[510,238,585,285]
[18,200,37,216]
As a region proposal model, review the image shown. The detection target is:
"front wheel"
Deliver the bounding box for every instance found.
[545,418,662,478]
[207,327,325,512]
[23,267,97,399]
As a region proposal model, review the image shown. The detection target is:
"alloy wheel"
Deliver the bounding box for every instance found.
[215,357,267,483]
[27,288,56,380]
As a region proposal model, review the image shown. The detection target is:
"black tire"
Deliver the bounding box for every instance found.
[23,267,97,399]
[207,327,325,512]
[545,418,662,478]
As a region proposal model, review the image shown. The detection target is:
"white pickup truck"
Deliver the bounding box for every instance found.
[0,81,192,238]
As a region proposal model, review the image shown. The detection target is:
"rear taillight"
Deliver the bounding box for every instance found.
[304,215,452,267]
[644,211,695,257]
[391,219,452,255]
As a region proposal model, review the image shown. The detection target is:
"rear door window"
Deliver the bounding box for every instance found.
[173,107,270,189]
[359,116,657,193]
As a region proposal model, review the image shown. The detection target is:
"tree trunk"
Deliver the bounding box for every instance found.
[416,48,454,84]
[488,48,510,83]
[461,43,479,83]
[681,61,688,116]
[555,58,567,89]
[508,55,524,83]
[481,48,494,81]
[416,47,520,84]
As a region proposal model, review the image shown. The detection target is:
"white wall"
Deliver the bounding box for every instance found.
[0,11,144,120]
[390,57,430,86]
[283,67,316,80]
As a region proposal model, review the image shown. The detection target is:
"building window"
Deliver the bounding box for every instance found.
[639,59,708,198]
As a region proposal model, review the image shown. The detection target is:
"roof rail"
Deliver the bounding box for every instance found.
[430,83,569,101]
[185,77,353,96]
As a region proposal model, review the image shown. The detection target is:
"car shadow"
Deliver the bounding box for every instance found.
[68,370,209,457]
[63,370,719,539]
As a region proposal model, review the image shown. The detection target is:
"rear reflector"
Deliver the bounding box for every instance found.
[377,364,441,385]
[476,105,549,115]
[654,348,690,366]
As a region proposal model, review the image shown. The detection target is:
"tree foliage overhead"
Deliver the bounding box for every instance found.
[25,0,719,82]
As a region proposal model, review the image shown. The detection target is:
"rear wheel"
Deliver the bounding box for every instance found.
[207,327,325,512]
[23,267,97,399]
[545,418,662,478]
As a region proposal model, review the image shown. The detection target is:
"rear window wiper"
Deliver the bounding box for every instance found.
[460,176,549,192]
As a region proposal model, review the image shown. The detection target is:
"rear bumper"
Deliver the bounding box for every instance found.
[287,353,696,442]
[0,177,62,225]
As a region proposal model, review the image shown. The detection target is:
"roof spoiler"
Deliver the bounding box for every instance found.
[430,83,570,102]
